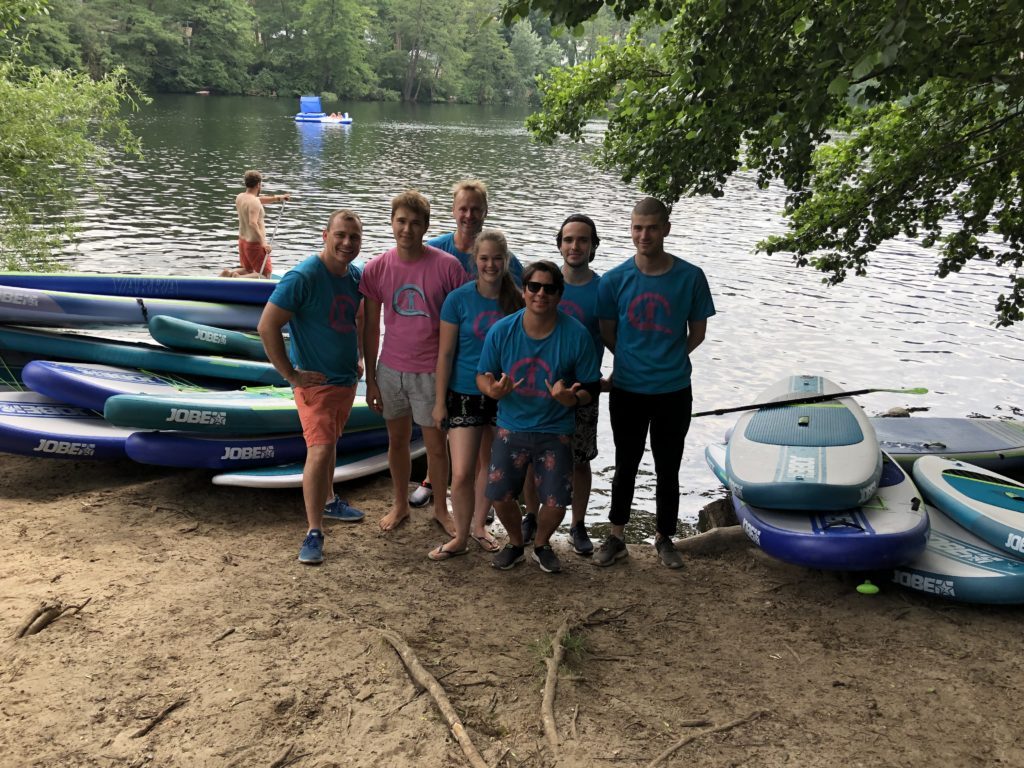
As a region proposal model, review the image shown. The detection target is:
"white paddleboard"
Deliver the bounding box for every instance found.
[726,375,882,511]
[211,439,425,488]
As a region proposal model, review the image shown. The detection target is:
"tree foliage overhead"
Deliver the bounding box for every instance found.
[503,0,1024,326]
[0,0,143,270]
[11,0,615,106]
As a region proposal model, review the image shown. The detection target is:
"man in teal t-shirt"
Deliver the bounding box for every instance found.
[595,197,716,570]
[477,260,601,574]
[258,209,369,565]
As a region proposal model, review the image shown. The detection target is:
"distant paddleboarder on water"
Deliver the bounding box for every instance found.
[221,169,290,279]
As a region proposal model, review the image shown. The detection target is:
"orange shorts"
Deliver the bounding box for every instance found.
[294,384,357,447]
[238,238,271,276]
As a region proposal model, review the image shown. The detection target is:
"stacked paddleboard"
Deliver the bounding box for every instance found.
[708,375,928,571]
[889,457,1024,604]
[0,269,399,488]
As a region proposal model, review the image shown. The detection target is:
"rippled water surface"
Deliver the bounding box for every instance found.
[61,96,1023,535]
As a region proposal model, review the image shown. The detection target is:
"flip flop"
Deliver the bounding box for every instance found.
[471,532,500,553]
[427,543,470,561]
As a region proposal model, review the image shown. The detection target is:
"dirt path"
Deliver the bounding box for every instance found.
[2,455,1021,767]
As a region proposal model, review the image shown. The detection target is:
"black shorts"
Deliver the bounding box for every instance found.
[444,390,497,429]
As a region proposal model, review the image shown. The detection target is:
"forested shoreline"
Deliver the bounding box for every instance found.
[8,0,629,104]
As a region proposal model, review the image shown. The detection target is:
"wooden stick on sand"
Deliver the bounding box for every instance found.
[375,627,489,768]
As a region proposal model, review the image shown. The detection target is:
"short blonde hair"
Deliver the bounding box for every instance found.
[452,179,488,210]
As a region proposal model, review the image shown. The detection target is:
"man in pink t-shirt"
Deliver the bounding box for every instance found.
[361,190,468,534]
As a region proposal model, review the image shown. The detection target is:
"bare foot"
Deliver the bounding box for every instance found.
[432,511,456,538]
[379,507,410,532]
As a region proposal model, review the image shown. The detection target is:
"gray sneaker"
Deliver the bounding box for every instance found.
[532,543,562,573]
[521,512,538,545]
[569,523,594,556]
[655,537,684,569]
[409,481,432,508]
[593,535,628,567]
[492,543,526,570]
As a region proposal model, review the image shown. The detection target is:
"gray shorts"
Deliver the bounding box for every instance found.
[376,362,436,427]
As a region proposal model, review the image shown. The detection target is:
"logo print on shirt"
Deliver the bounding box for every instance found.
[472,310,501,340]
[509,357,553,398]
[559,300,584,323]
[330,295,357,332]
[392,284,430,318]
[627,292,672,334]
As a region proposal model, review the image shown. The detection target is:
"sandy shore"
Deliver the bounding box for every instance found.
[2,454,1021,768]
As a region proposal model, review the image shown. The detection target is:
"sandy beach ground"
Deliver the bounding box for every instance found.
[2,453,1022,768]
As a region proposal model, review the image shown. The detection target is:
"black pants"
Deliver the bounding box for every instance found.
[608,386,693,538]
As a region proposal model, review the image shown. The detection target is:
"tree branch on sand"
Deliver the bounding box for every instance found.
[644,711,766,768]
[375,627,489,768]
[14,598,92,639]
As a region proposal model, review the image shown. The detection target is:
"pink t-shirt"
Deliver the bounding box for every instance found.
[360,245,469,373]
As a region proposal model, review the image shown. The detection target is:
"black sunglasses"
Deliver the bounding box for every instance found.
[525,280,559,295]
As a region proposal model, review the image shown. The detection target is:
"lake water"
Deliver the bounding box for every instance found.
[59,95,1022,538]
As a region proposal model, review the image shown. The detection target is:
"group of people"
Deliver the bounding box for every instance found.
[251,174,716,574]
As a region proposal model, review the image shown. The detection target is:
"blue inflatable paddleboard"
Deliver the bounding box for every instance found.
[125,427,395,470]
[0,271,276,305]
[707,443,928,571]
[23,361,233,412]
[0,390,137,460]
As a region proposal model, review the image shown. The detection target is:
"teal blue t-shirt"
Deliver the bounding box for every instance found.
[597,256,715,394]
[477,310,601,435]
[440,281,503,395]
[268,255,363,386]
[560,273,604,363]
[427,232,524,284]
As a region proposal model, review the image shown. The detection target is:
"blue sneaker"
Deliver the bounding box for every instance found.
[298,529,325,564]
[323,495,365,522]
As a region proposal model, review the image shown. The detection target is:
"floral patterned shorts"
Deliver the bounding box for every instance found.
[485,429,573,509]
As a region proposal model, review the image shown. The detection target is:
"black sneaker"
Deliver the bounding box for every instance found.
[485,506,496,525]
[569,523,594,556]
[492,543,525,570]
[532,543,562,573]
[655,537,684,569]
[521,512,538,545]
[593,535,628,567]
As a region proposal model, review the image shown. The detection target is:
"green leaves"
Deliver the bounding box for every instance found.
[0,60,144,270]
[521,0,1024,325]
